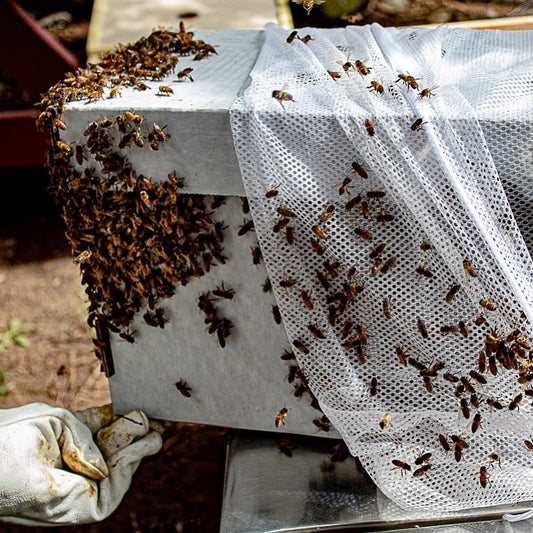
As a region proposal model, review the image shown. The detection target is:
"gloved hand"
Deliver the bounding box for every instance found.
[0,402,163,526]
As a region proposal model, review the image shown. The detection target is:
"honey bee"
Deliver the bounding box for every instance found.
[158,85,174,96]
[368,377,379,396]
[379,413,392,429]
[420,241,433,251]
[75,250,92,264]
[443,372,459,383]
[337,53,355,73]
[327,305,337,327]
[277,206,296,218]
[418,87,437,99]
[508,393,523,411]
[279,277,298,288]
[109,86,121,98]
[376,211,395,224]
[272,88,294,108]
[396,345,408,366]
[392,459,411,474]
[301,290,313,310]
[381,257,397,274]
[364,118,375,136]
[524,439,533,452]
[340,320,353,340]
[460,398,471,419]
[313,415,331,432]
[312,225,328,240]
[469,370,487,385]
[475,314,486,326]
[262,278,272,293]
[319,205,335,222]
[83,121,99,136]
[266,186,279,198]
[316,271,330,289]
[438,434,451,452]
[470,393,480,409]
[300,34,313,44]
[310,238,326,255]
[422,375,434,393]
[463,259,477,277]
[416,265,434,279]
[414,452,432,465]
[147,133,159,151]
[338,176,352,195]
[275,407,289,427]
[324,260,340,277]
[175,379,192,398]
[308,324,326,340]
[441,325,459,335]
[345,195,362,211]
[370,243,386,259]
[471,412,482,433]
[273,217,290,233]
[479,465,489,488]
[451,434,469,449]
[272,305,282,325]
[56,140,72,156]
[135,80,149,90]
[477,351,486,373]
[327,70,341,80]
[355,60,372,76]
[131,130,144,147]
[241,197,250,213]
[417,318,429,339]
[410,117,426,132]
[370,258,382,277]
[281,349,295,361]
[293,339,309,354]
[139,189,153,208]
[53,116,66,130]
[366,190,386,200]
[383,297,392,319]
[480,298,498,311]
[177,67,194,82]
[286,30,298,44]
[354,227,372,241]
[486,397,504,410]
[124,111,143,125]
[396,73,419,90]
[460,376,475,394]
[212,282,235,300]
[330,441,350,462]
[292,0,326,15]
[367,80,384,94]
[456,320,469,338]
[238,219,254,236]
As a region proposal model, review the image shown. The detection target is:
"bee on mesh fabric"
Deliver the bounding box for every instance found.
[396,345,408,366]
[367,80,384,94]
[266,186,279,199]
[396,73,419,90]
[370,243,386,259]
[301,290,313,310]
[277,206,296,218]
[480,298,498,311]
[508,393,523,411]
[327,70,341,80]
[355,60,372,76]
[272,88,294,109]
[417,318,429,339]
[319,205,335,222]
[293,339,309,354]
[410,117,426,132]
[471,413,482,433]
[381,257,397,274]
[392,459,411,475]
[312,225,328,240]
[376,211,395,224]
[438,434,451,452]
[418,87,437,99]
[286,30,298,44]
[379,413,392,429]
[479,465,489,488]
[416,265,434,279]
[368,377,379,396]
[338,176,352,195]
[354,227,372,241]
[463,259,477,277]
[364,118,375,136]
[310,238,325,255]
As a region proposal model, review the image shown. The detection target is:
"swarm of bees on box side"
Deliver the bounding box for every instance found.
[270,30,533,487]
[36,24,220,376]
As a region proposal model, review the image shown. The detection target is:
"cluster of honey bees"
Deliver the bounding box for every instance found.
[36,26,219,375]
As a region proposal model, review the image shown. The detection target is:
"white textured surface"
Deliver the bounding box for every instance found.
[231,23,533,510]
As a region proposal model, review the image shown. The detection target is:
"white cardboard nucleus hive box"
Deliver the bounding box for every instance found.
[44,26,532,442]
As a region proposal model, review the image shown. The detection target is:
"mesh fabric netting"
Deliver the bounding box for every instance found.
[230,23,533,511]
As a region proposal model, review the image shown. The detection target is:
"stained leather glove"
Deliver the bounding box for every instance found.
[0,402,163,526]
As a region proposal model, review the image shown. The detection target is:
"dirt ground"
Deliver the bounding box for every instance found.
[0,169,227,532]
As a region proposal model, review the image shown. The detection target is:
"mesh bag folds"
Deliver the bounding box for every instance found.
[230,23,533,511]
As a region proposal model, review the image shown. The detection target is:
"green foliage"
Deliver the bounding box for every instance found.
[0,318,30,395]
[320,0,365,19]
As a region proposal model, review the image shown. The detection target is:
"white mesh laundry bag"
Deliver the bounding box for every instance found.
[230,23,533,511]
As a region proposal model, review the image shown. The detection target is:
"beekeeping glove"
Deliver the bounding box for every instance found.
[0,402,162,525]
